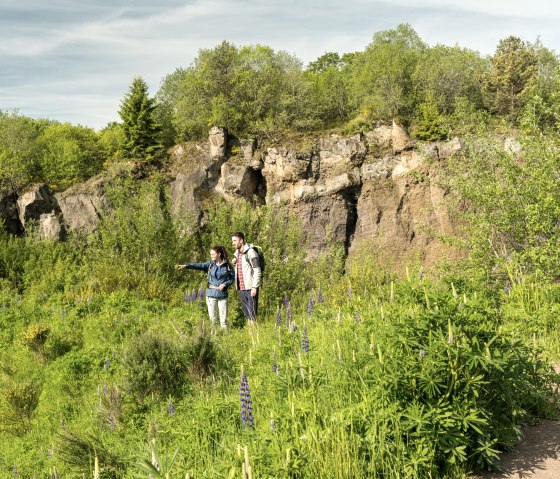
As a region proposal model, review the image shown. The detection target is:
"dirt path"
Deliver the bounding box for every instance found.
[480,421,560,479]
[476,364,560,478]
[477,420,560,479]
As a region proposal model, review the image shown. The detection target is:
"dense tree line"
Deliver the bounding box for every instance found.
[1,24,559,192]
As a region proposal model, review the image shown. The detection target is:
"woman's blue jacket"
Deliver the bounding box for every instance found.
[185,261,234,299]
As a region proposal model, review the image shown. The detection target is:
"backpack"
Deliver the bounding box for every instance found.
[244,244,265,274]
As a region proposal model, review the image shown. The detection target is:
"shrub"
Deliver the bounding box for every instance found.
[123,331,190,403]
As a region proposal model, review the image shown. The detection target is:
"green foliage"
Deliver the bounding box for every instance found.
[414,92,448,141]
[85,178,185,299]
[482,36,538,119]
[0,110,42,190]
[37,122,105,188]
[119,77,163,161]
[98,122,125,164]
[0,381,41,435]
[412,45,487,114]
[447,132,560,276]
[349,24,427,120]
[123,331,191,402]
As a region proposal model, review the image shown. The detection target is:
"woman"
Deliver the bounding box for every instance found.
[175,246,234,329]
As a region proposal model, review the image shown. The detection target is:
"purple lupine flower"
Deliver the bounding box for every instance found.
[504,282,510,295]
[239,372,254,427]
[104,357,110,371]
[198,287,205,299]
[286,302,292,328]
[275,306,282,328]
[272,352,278,373]
[167,400,175,417]
[103,380,108,396]
[184,291,191,304]
[283,295,289,309]
[191,289,197,302]
[13,465,17,478]
[317,287,323,303]
[301,326,309,352]
[419,349,425,359]
[347,286,352,299]
[307,294,314,318]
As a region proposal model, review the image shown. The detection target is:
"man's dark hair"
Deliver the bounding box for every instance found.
[231,232,245,242]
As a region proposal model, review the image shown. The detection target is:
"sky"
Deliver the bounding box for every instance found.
[2,0,560,130]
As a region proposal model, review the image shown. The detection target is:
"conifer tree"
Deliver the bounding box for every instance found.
[118,77,162,161]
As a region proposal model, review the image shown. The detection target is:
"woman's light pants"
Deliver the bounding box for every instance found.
[206,296,228,329]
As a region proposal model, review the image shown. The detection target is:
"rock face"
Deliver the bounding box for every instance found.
[0,190,23,235]
[17,184,65,240]
[2,122,465,270]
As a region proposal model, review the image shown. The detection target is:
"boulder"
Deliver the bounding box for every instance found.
[17,184,60,228]
[209,126,227,159]
[55,179,107,234]
[392,120,415,153]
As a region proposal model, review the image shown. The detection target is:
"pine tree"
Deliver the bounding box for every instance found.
[118,77,162,161]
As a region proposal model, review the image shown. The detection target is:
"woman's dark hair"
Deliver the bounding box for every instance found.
[212,245,229,262]
[231,232,245,242]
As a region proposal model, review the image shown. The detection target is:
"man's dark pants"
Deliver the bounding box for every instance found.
[240,289,259,321]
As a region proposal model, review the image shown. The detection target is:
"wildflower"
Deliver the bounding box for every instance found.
[272,352,278,373]
[198,287,205,299]
[283,295,289,309]
[301,326,309,352]
[419,349,425,359]
[167,400,175,417]
[13,465,17,478]
[184,291,191,304]
[348,286,352,298]
[239,372,254,427]
[104,357,110,371]
[103,380,108,396]
[275,306,282,328]
[504,282,510,296]
[317,287,323,303]
[286,302,292,328]
[307,295,314,318]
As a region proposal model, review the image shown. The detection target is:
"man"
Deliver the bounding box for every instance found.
[231,232,261,324]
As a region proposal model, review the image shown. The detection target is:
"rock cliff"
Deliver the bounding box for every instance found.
[0,123,469,268]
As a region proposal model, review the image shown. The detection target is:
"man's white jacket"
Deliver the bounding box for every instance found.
[233,244,262,290]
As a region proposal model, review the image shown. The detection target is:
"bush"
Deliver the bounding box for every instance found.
[123,331,190,403]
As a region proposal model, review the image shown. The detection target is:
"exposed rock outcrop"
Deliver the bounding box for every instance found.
[17,184,65,240]
[0,190,23,235]
[3,122,464,270]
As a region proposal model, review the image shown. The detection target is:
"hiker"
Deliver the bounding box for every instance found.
[231,232,262,324]
[175,246,234,329]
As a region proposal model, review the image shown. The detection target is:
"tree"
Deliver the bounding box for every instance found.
[482,36,538,119]
[412,45,487,114]
[118,77,162,161]
[0,110,42,191]
[349,24,427,120]
[37,123,104,188]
